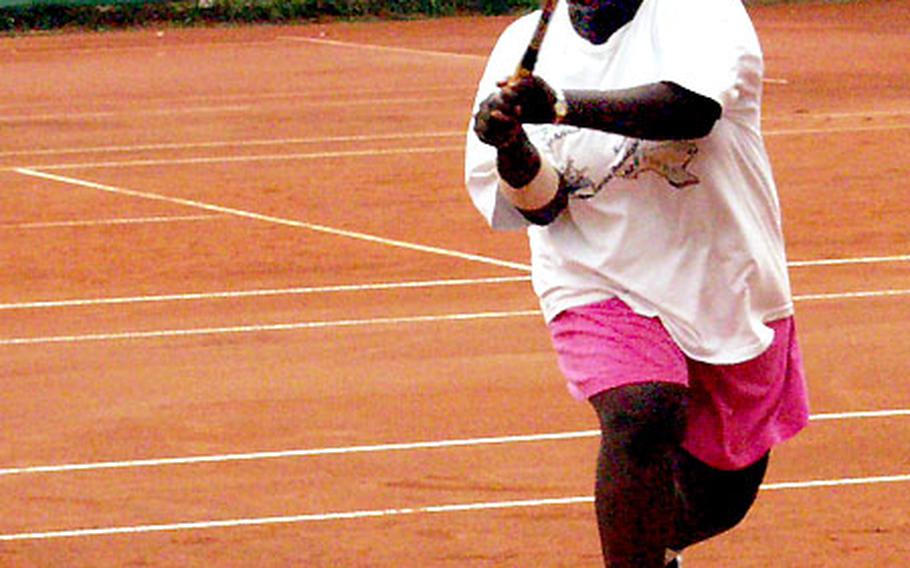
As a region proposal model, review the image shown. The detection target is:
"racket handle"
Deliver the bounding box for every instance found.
[514,49,539,80]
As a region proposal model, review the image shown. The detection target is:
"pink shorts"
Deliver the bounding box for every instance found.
[548,297,810,470]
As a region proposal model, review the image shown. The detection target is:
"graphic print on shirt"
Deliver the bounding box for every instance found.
[559,136,701,199]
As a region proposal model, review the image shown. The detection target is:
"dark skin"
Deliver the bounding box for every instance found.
[473,0,722,192]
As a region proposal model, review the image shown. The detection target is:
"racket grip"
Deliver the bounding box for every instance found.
[514,49,539,80]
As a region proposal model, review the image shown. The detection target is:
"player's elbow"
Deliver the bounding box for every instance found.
[649,112,718,141]
[684,115,718,139]
[662,82,722,139]
[686,105,721,138]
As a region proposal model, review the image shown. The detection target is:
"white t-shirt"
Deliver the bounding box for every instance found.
[464,0,794,364]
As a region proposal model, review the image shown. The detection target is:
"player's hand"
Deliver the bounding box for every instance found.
[498,74,557,124]
[474,90,525,149]
[473,74,558,148]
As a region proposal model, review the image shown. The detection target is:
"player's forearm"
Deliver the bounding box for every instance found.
[562,81,721,140]
[496,130,541,190]
[496,132,566,224]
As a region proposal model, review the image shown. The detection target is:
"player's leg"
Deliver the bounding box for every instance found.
[668,448,769,552]
[547,298,693,567]
[665,316,809,557]
[589,381,688,568]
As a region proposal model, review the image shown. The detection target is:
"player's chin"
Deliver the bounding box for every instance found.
[568,3,635,44]
[568,10,611,43]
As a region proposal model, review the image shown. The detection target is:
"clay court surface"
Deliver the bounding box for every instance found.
[1,0,908,565]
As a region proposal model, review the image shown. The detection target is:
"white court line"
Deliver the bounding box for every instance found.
[0,37,287,59]
[1,289,908,346]
[0,131,463,159]
[764,123,910,137]
[0,96,463,126]
[760,474,910,491]
[0,409,906,478]
[0,215,223,230]
[7,252,910,310]
[280,36,486,61]
[0,253,906,311]
[809,409,910,422]
[0,276,532,310]
[281,36,788,90]
[3,107,908,159]
[0,473,908,542]
[11,168,529,273]
[767,109,910,120]
[0,86,477,119]
[0,497,595,542]
[788,254,910,267]
[0,430,600,477]
[0,105,252,124]
[794,289,910,302]
[19,145,466,171]
[14,122,909,171]
[0,309,542,346]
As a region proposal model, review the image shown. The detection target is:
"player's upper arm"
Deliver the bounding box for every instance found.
[650,0,763,114]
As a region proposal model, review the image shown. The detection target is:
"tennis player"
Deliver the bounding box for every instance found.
[464,0,811,566]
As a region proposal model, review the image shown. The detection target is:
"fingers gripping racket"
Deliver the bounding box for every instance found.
[512,0,559,82]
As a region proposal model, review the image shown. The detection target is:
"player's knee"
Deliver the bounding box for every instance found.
[590,382,687,465]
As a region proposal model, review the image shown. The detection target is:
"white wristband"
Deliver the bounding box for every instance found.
[498,156,560,211]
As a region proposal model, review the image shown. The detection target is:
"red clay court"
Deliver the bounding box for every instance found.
[1,1,909,565]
